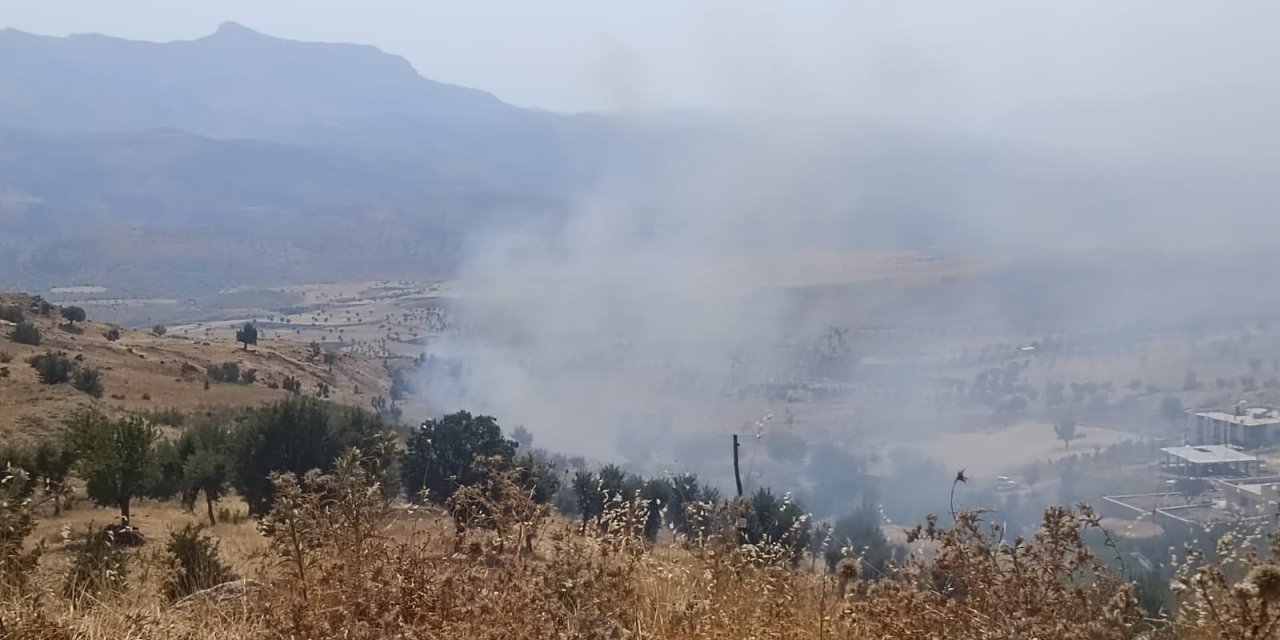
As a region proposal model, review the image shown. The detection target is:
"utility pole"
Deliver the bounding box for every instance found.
[733,434,747,543]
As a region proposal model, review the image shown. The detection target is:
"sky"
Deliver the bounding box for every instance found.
[4,1,1278,136]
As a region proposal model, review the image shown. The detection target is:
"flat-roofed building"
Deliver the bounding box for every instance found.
[1160,444,1261,477]
[1191,407,1280,448]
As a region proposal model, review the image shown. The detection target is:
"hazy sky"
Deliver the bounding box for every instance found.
[5,1,1279,156]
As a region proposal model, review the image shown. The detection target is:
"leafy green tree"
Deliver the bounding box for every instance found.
[1054,420,1078,450]
[230,397,395,515]
[28,351,72,384]
[640,477,671,541]
[572,470,603,527]
[8,322,41,346]
[60,306,86,326]
[823,508,898,575]
[73,367,104,397]
[236,322,258,350]
[31,440,77,516]
[401,411,517,505]
[746,488,811,562]
[67,410,158,521]
[1160,397,1186,427]
[147,439,185,501]
[183,449,230,526]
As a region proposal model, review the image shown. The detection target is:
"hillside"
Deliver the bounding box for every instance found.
[0,292,393,441]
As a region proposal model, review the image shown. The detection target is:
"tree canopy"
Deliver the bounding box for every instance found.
[401,411,517,505]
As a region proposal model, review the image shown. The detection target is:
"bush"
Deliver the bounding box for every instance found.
[161,524,236,602]
[0,305,24,324]
[28,351,72,384]
[63,527,130,605]
[282,375,302,394]
[241,368,258,384]
[152,324,167,336]
[103,327,121,342]
[0,467,41,596]
[73,368,104,397]
[0,351,10,363]
[8,322,41,346]
[206,362,240,384]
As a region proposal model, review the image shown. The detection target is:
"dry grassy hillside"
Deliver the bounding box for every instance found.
[0,292,392,442]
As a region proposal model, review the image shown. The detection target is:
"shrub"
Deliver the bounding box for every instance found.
[161,524,236,602]
[73,368,104,397]
[152,324,167,336]
[63,527,130,605]
[0,351,10,363]
[0,466,41,596]
[206,362,240,384]
[241,368,258,384]
[103,327,121,342]
[0,305,24,324]
[8,322,41,346]
[28,351,72,384]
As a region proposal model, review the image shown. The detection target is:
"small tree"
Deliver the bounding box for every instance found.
[8,322,40,346]
[152,324,167,337]
[67,410,158,521]
[236,322,258,351]
[60,306,86,327]
[1175,476,1211,505]
[32,440,77,516]
[1054,420,1078,450]
[183,448,230,526]
[103,327,121,342]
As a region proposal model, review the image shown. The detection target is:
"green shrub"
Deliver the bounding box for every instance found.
[8,322,40,346]
[73,368,104,398]
[0,466,41,596]
[103,327,121,342]
[206,362,240,384]
[161,524,236,602]
[63,527,130,605]
[28,351,72,384]
[0,305,24,324]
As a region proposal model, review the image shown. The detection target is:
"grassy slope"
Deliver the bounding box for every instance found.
[0,292,392,442]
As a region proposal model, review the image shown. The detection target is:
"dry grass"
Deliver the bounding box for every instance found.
[0,293,391,443]
[9,464,1280,640]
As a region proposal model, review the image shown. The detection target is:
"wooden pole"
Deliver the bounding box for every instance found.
[733,434,743,497]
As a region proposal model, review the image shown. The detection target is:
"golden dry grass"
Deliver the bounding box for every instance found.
[0,292,391,443]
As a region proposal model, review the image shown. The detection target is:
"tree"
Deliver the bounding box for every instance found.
[746,487,811,562]
[1054,420,1078,450]
[67,409,158,521]
[823,508,897,575]
[8,322,40,346]
[1160,396,1186,428]
[236,322,258,351]
[103,327,121,342]
[152,324,167,337]
[765,431,808,465]
[1175,476,1211,505]
[308,342,321,361]
[183,449,230,526]
[511,426,533,449]
[60,306,86,326]
[401,411,517,506]
[31,440,77,516]
[230,397,395,515]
